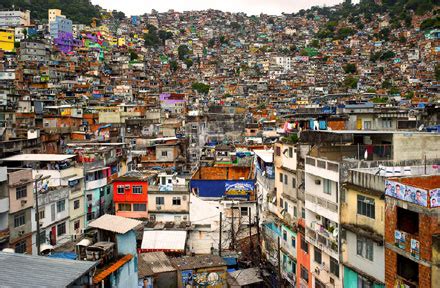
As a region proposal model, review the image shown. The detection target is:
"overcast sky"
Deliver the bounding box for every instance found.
[91,0,350,16]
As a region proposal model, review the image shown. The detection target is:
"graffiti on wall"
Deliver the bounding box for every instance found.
[182,269,226,288]
[225,181,254,196]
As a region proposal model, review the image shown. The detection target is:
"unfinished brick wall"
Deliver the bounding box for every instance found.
[385,200,434,287]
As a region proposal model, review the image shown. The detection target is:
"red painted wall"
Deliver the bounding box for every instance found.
[113,181,148,203]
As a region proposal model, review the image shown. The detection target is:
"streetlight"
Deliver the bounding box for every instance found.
[34,174,50,256]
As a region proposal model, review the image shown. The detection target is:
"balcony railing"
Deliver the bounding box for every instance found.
[305,228,339,259]
[305,193,338,213]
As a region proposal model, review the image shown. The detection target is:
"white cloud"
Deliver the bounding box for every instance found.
[91,0,345,16]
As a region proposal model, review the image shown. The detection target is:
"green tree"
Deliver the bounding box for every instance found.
[129,50,138,61]
[169,60,178,72]
[192,82,210,94]
[343,63,357,74]
[344,76,359,89]
[178,45,191,61]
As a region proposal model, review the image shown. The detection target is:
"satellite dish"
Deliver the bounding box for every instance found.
[364,149,368,160]
[418,124,424,131]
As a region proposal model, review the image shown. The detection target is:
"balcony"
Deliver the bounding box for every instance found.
[306,227,339,259]
[0,198,8,213]
[305,193,338,222]
[85,178,107,191]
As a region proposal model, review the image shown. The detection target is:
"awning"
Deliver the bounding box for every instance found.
[76,238,92,247]
[93,254,133,284]
[254,149,273,163]
[40,244,53,252]
[140,230,187,252]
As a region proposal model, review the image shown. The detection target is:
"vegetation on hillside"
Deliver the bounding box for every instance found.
[0,0,102,24]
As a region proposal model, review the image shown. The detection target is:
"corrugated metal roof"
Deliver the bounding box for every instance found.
[88,214,142,234]
[141,230,187,251]
[138,252,175,277]
[0,251,97,288]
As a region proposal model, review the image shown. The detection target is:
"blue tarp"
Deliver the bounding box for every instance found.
[223,257,237,266]
[48,252,77,260]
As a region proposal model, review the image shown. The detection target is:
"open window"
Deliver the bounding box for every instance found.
[396,207,419,235]
[397,254,418,286]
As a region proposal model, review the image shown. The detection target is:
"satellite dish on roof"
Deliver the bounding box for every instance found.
[418,124,424,131]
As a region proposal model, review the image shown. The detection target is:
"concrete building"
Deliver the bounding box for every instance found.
[49,16,72,39]
[88,214,142,288]
[113,172,149,219]
[0,167,8,251]
[7,168,34,254]
[384,176,440,288]
[0,29,14,52]
[0,10,30,27]
[48,9,62,24]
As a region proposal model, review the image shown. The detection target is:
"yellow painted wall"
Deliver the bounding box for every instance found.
[340,187,385,236]
[0,30,14,52]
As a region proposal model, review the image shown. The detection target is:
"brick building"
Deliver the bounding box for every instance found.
[384,176,440,288]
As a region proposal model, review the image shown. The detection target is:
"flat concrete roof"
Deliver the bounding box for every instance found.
[1,154,76,162]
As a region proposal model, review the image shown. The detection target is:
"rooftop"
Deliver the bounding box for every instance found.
[1,154,76,162]
[88,214,142,234]
[138,252,176,278]
[390,175,440,190]
[0,251,97,288]
[170,254,226,271]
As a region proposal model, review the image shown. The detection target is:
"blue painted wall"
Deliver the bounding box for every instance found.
[190,179,254,199]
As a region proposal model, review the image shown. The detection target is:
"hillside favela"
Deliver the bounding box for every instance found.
[0,0,439,287]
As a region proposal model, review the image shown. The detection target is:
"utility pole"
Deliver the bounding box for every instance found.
[277,236,281,287]
[218,212,222,256]
[34,174,51,256]
[248,207,253,262]
[255,199,261,264]
[230,204,235,250]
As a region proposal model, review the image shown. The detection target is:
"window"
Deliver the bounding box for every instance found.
[315,279,326,288]
[292,177,296,188]
[133,203,147,211]
[161,151,168,157]
[397,254,418,283]
[118,203,131,211]
[57,222,66,236]
[363,121,372,129]
[314,247,322,264]
[156,197,164,205]
[279,173,283,183]
[15,240,27,254]
[323,179,332,195]
[357,236,374,261]
[14,213,25,227]
[382,118,392,128]
[288,147,293,158]
[283,230,287,241]
[397,207,419,234]
[117,185,124,194]
[240,207,248,216]
[300,265,308,283]
[330,257,339,278]
[57,200,65,213]
[301,237,308,253]
[357,275,373,288]
[38,209,45,220]
[284,175,288,185]
[291,237,296,248]
[107,187,111,195]
[293,206,297,217]
[132,186,143,194]
[172,197,181,206]
[276,146,281,156]
[74,199,80,210]
[87,194,92,201]
[279,198,283,209]
[16,185,27,199]
[74,220,80,230]
[357,195,375,219]
[301,207,305,219]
